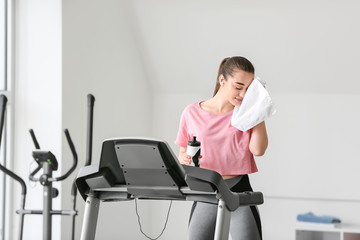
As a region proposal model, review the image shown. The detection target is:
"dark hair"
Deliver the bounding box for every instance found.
[213,56,255,96]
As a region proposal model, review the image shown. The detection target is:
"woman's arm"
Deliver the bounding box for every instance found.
[249,121,268,156]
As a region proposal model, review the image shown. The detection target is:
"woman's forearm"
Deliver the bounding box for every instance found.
[249,121,268,156]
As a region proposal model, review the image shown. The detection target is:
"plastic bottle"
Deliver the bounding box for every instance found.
[186,136,201,167]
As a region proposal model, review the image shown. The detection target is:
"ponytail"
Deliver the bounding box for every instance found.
[213,57,230,96]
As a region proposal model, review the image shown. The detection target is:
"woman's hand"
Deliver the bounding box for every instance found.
[180,154,192,165]
[178,147,202,165]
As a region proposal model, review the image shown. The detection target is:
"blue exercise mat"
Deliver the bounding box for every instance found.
[297,212,341,224]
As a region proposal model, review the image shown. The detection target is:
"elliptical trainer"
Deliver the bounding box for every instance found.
[0,93,95,240]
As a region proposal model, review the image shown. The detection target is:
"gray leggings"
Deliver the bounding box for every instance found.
[188,175,262,240]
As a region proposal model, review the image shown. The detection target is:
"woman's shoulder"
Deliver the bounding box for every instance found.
[186,102,200,109]
[179,102,201,118]
[183,102,202,113]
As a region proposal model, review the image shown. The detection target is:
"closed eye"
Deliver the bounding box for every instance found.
[235,82,244,90]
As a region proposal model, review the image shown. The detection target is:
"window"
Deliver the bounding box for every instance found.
[0,0,5,90]
[0,0,11,239]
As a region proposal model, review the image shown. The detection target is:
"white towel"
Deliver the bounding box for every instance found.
[231,77,277,131]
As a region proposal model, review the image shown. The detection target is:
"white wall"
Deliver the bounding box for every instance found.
[12,0,62,239]
[62,0,152,239]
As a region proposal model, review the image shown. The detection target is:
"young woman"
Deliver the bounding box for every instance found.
[175,56,268,240]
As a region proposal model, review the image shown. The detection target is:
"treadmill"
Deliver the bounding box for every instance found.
[76,137,264,240]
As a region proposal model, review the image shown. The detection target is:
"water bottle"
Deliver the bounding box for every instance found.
[187,136,201,167]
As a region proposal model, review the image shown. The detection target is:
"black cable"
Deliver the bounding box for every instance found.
[134,199,173,240]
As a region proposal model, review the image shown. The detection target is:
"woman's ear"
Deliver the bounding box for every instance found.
[219,75,225,87]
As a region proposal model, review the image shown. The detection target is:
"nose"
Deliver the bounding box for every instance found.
[239,89,246,98]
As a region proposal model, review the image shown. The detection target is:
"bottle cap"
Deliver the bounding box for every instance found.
[188,136,200,147]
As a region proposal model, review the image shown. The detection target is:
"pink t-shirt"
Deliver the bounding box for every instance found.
[175,102,258,175]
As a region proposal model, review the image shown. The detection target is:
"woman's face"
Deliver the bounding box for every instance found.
[220,70,254,107]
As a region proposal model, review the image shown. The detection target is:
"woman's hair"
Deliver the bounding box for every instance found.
[213,56,255,96]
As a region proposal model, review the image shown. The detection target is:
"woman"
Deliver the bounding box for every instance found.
[175,56,268,240]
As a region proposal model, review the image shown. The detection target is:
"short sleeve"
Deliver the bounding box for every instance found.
[175,108,189,147]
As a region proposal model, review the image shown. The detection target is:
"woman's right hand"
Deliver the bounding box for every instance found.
[178,147,202,165]
[178,147,192,165]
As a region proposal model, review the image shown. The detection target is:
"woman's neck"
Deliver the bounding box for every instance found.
[201,94,234,114]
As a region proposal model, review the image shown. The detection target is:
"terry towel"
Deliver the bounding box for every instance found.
[297,212,341,224]
[231,77,277,131]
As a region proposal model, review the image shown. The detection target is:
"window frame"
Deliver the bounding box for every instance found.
[0,0,14,239]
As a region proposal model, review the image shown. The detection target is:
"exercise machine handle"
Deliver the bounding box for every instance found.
[29,129,41,149]
[85,94,95,166]
[0,95,27,195]
[0,94,8,146]
[236,191,264,206]
[51,129,78,182]
[28,129,42,181]
[70,93,95,240]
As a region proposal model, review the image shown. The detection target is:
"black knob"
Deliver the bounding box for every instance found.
[52,188,59,198]
[39,174,49,186]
